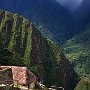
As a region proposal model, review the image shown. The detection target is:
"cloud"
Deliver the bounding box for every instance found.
[55,0,83,12]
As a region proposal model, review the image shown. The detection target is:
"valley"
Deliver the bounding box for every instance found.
[0,0,90,90]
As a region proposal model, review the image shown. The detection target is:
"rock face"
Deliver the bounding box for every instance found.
[30,25,48,65]
[0,10,77,90]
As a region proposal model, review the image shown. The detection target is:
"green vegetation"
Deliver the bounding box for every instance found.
[8,14,17,50]
[74,78,90,90]
[24,25,32,67]
[0,10,32,66]
[21,18,27,49]
[62,25,90,90]
[0,48,13,65]
[0,48,24,66]
[63,28,90,77]
[44,39,61,85]
[44,39,78,90]
[0,10,78,90]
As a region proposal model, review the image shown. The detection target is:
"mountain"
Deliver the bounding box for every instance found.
[62,2,90,88]
[62,24,90,78]
[0,0,74,44]
[62,25,90,90]
[0,10,78,90]
[0,0,90,45]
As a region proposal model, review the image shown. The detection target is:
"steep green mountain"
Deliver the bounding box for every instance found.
[62,26,90,78]
[0,10,78,90]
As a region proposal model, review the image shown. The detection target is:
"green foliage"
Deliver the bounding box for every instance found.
[0,10,77,90]
[62,29,90,78]
[21,18,27,48]
[74,78,90,90]
[0,48,13,65]
[44,39,62,86]
[23,25,32,67]
[0,11,5,32]
[29,65,44,78]
[0,10,32,67]
[30,65,41,74]
[44,39,75,88]
[8,14,17,50]
[11,53,25,66]
[47,39,62,64]
[0,48,24,66]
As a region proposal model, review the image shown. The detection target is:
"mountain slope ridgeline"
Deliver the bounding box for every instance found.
[0,10,78,90]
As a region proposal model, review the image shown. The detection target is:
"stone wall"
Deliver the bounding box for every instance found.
[0,68,13,84]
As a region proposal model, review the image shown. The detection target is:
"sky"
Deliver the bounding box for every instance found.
[55,0,83,12]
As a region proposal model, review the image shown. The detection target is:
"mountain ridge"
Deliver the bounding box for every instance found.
[0,0,74,44]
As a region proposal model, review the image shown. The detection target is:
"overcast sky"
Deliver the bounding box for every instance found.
[55,0,83,12]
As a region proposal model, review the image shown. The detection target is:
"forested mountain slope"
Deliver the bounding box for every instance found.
[63,25,90,77]
[0,10,78,90]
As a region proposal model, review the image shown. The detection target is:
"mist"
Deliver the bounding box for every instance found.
[55,0,83,12]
